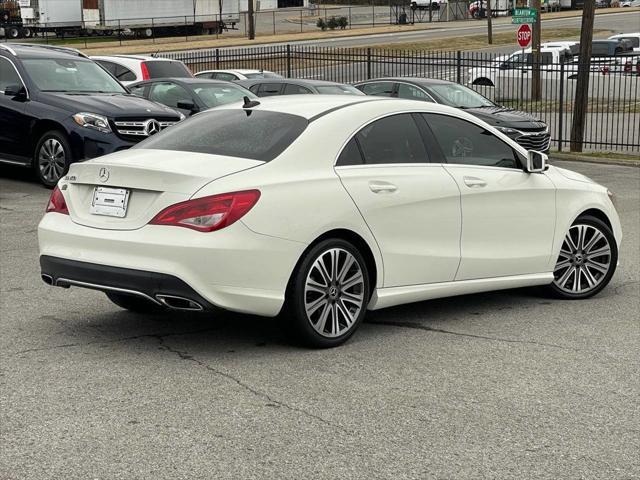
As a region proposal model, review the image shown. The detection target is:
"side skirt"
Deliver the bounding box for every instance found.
[368,272,554,310]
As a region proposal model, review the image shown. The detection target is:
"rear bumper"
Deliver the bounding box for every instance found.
[38,213,307,317]
[40,255,217,311]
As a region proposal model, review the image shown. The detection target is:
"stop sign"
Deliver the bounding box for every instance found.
[517,24,532,49]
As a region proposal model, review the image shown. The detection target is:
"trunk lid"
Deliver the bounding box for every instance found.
[65,149,263,230]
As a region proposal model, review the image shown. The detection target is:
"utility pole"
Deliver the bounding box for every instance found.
[531,0,541,100]
[486,0,493,44]
[570,0,595,152]
[247,0,255,39]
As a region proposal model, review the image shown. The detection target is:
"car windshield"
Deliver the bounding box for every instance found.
[193,84,257,108]
[244,71,282,79]
[136,109,308,161]
[315,85,363,95]
[426,84,494,109]
[22,58,127,93]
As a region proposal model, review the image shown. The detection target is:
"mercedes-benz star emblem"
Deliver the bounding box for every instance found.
[144,119,161,136]
[98,167,109,183]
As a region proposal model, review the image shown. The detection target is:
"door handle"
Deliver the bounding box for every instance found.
[369,181,398,194]
[463,176,487,188]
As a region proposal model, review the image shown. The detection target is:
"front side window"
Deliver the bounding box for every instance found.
[128,84,146,97]
[355,114,429,165]
[257,83,282,97]
[397,83,432,101]
[358,82,395,97]
[21,58,126,94]
[149,82,192,109]
[193,84,256,108]
[283,83,312,95]
[423,113,521,169]
[0,57,22,92]
[136,109,308,162]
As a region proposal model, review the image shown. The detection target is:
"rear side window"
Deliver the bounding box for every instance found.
[336,138,364,166]
[136,109,308,162]
[144,61,192,78]
[257,83,283,96]
[355,114,429,165]
[358,82,395,97]
[213,72,239,81]
[283,83,312,95]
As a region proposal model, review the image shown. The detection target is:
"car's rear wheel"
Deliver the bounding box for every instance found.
[547,215,617,299]
[287,239,370,348]
[106,292,165,314]
[34,130,72,188]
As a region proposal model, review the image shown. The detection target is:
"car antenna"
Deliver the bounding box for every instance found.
[151,50,159,58]
[243,96,260,109]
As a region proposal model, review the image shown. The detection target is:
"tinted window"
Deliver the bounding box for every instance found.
[114,63,136,82]
[213,72,238,81]
[144,61,192,78]
[315,85,362,95]
[149,82,192,109]
[257,83,282,97]
[283,83,312,95]
[425,83,494,108]
[358,82,395,97]
[0,57,22,92]
[336,138,364,166]
[423,113,520,169]
[136,110,308,162]
[96,60,117,75]
[128,84,146,97]
[195,72,215,79]
[618,37,639,48]
[356,114,428,165]
[397,83,432,101]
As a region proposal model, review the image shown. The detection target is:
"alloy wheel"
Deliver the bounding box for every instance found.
[553,223,612,295]
[38,138,66,185]
[304,247,365,338]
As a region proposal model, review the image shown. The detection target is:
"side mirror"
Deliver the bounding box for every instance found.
[176,100,198,113]
[526,150,548,173]
[4,84,26,99]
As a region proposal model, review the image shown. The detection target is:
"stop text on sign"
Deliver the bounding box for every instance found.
[517,24,532,48]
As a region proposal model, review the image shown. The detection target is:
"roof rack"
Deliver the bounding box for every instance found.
[0,44,17,56]
[3,43,88,58]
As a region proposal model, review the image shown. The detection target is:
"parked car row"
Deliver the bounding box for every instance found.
[2,43,554,187]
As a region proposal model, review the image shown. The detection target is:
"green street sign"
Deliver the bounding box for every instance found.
[513,7,537,17]
[512,16,535,24]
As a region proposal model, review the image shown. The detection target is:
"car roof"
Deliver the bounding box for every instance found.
[356,77,454,86]
[208,94,465,120]
[129,77,242,87]
[0,43,88,60]
[609,33,640,37]
[237,78,351,86]
[90,54,176,62]
[197,69,274,74]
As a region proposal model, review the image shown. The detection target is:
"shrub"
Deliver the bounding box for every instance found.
[337,16,348,29]
[327,16,339,30]
[316,18,327,30]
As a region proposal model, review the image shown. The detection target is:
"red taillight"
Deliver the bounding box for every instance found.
[149,190,261,232]
[624,62,632,73]
[46,186,69,215]
[601,66,609,75]
[141,62,150,80]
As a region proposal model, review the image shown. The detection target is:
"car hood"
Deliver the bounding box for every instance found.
[37,92,181,119]
[553,166,596,184]
[464,106,545,129]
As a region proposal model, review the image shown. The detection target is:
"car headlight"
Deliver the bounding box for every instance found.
[72,112,112,134]
[496,126,521,136]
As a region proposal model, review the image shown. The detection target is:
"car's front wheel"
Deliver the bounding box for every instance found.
[34,131,72,188]
[287,239,370,348]
[547,215,617,299]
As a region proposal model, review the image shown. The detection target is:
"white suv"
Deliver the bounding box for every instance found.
[91,55,193,86]
[194,69,282,81]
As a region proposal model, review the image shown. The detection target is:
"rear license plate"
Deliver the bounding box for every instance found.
[90,186,130,218]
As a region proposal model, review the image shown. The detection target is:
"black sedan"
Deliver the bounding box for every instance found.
[128,77,257,116]
[355,77,550,152]
[235,78,364,97]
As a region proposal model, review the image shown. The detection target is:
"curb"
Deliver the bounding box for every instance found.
[549,153,640,168]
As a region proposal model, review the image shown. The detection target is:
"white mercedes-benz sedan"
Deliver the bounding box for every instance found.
[38,96,622,348]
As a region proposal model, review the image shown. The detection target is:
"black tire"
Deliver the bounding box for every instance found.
[8,26,20,39]
[472,77,494,87]
[33,130,72,188]
[106,292,165,314]
[286,238,370,348]
[546,215,618,300]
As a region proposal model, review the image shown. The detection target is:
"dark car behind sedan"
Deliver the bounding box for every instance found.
[128,77,257,116]
[235,78,365,97]
[355,77,551,152]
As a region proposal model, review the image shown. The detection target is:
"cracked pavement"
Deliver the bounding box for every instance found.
[1,161,639,479]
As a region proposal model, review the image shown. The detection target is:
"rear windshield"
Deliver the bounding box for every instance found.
[136,109,308,161]
[145,61,192,78]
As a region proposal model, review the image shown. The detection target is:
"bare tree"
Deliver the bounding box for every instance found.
[486,0,492,45]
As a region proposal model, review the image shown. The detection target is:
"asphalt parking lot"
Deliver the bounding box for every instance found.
[1,160,638,479]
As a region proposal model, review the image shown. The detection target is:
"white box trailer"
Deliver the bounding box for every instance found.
[96,0,240,36]
[19,0,83,28]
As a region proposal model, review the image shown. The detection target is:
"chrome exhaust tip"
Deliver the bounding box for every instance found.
[156,294,203,312]
[41,274,53,285]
